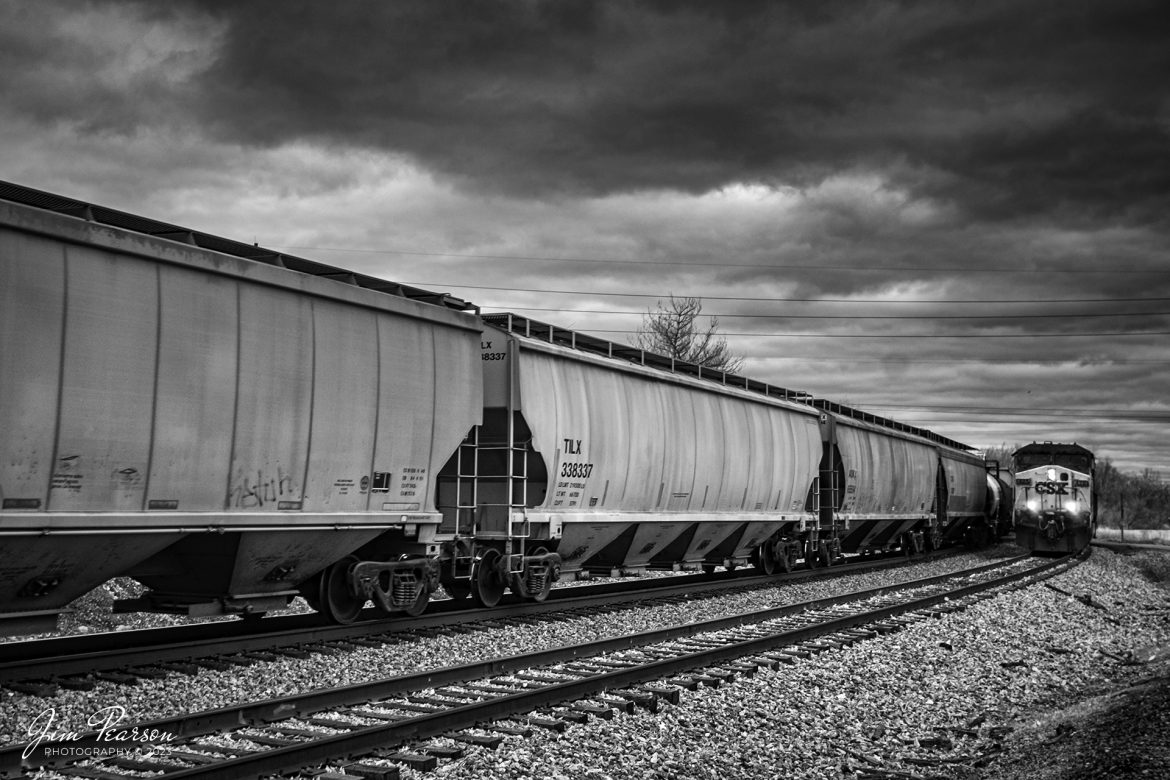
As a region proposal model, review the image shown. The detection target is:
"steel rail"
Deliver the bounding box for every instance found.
[4,552,1055,778]
[143,554,1080,780]
[0,548,963,683]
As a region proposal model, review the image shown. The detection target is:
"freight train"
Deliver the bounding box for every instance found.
[1012,442,1096,553]
[0,180,1010,635]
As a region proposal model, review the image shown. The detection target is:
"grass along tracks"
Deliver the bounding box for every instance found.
[3,551,1074,779]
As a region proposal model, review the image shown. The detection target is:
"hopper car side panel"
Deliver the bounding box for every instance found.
[54,246,158,512]
[832,420,937,553]
[941,452,987,519]
[230,284,314,514]
[938,450,992,544]
[151,266,238,509]
[304,300,379,514]
[516,346,823,517]
[0,233,63,503]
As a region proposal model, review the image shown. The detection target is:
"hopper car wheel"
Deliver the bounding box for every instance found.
[818,541,834,567]
[444,582,472,601]
[752,543,779,576]
[804,541,821,569]
[472,549,507,608]
[964,523,990,549]
[319,555,364,624]
[778,544,794,573]
[902,533,923,557]
[702,564,717,574]
[900,533,915,558]
[403,585,429,617]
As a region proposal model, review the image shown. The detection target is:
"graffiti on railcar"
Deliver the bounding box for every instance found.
[228,467,297,508]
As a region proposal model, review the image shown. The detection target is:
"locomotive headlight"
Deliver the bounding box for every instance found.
[1064,500,1079,514]
[1026,499,1040,513]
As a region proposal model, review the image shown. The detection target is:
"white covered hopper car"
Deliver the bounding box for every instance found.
[0,181,481,634]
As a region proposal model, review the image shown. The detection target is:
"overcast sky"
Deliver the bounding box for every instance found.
[2,0,1167,475]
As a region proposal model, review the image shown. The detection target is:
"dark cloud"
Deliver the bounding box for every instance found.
[15,0,1158,225]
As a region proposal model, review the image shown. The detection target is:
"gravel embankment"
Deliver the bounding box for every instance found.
[0,550,1011,745]
[418,548,1170,780]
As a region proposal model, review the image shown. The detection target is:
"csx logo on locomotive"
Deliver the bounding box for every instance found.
[1033,481,1069,495]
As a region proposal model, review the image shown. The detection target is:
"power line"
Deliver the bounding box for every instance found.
[749,357,1170,365]
[572,327,1170,339]
[504,305,1170,321]
[862,404,1170,421]
[276,244,1164,275]
[404,281,1170,305]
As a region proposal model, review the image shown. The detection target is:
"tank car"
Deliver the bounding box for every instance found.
[432,314,996,606]
[983,460,1015,541]
[1012,442,1096,553]
[0,180,482,635]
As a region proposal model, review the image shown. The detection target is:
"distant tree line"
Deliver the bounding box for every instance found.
[1095,460,1169,530]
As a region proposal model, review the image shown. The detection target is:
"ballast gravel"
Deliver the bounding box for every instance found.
[4,547,1168,780]
[424,548,1170,780]
[0,550,1012,744]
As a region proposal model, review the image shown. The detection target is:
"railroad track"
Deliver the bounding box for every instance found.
[3,551,1079,780]
[0,548,965,687]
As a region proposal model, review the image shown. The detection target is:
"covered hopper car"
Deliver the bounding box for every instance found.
[0,181,481,635]
[1,181,1005,634]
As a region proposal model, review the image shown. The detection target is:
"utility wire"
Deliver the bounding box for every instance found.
[402,281,1170,305]
[275,243,1164,275]
[749,357,1170,365]
[862,404,1170,420]
[503,305,1170,321]
[573,328,1170,339]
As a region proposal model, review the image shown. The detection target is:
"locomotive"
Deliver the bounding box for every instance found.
[0,180,1005,635]
[1012,442,1096,553]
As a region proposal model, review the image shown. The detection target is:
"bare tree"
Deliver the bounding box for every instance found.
[981,442,1018,473]
[633,295,744,373]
